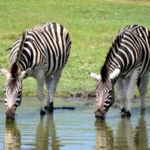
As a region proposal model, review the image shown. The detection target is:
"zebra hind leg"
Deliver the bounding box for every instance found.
[137,73,149,115]
[45,76,53,113]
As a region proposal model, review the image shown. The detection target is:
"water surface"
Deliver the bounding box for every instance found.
[0,97,150,150]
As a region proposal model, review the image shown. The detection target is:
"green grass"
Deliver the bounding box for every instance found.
[0,0,150,97]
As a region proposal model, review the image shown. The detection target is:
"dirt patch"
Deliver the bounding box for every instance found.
[70,90,96,99]
[56,90,96,99]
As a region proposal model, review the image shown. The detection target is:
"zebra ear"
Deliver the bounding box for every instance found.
[89,72,101,81]
[0,68,11,79]
[109,68,120,80]
[19,68,31,79]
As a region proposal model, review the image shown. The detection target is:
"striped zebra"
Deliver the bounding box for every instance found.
[116,25,149,116]
[0,22,71,119]
[90,25,150,119]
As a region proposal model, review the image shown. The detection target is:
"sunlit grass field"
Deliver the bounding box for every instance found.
[0,0,150,97]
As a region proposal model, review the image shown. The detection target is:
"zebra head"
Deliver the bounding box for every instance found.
[94,78,115,119]
[0,63,31,119]
[90,69,120,119]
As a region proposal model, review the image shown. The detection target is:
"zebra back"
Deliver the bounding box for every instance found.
[1,22,71,119]
[118,24,150,44]
[9,22,71,76]
[91,24,150,119]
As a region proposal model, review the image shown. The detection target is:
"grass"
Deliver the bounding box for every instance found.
[0,0,150,97]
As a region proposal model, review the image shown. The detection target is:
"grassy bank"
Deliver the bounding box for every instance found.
[0,0,150,97]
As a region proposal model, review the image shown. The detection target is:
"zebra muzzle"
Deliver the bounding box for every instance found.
[94,110,105,120]
[5,106,16,120]
[5,112,15,120]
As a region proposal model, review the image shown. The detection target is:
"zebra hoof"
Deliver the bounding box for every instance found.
[44,106,48,110]
[48,107,53,114]
[126,111,131,117]
[40,110,46,116]
[121,108,126,113]
[45,102,53,114]
[121,108,126,117]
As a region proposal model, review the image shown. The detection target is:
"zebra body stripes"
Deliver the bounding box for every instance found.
[90,25,150,119]
[116,25,149,116]
[0,22,71,119]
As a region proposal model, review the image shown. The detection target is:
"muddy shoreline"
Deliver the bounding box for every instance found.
[70,90,96,98]
[63,90,96,99]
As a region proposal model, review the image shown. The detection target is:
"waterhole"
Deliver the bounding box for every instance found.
[0,97,150,150]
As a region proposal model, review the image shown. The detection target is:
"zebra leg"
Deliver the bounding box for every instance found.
[125,70,138,117]
[137,73,149,115]
[46,69,63,113]
[45,76,52,111]
[36,71,46,116]
[116,79,127,117]
[120,79,130,117]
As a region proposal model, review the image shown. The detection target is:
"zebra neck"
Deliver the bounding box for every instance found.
[101,61,120,81]
[109,68,121,80]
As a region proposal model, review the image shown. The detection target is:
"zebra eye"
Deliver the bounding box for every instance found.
[109,90,112,94]
[18,91,22,94]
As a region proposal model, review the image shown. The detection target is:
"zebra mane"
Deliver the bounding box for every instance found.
[10,30,27,77]
[10,62,18,78]
[100,51,111,82]
[100,35,121,82]
[16,30,27,64]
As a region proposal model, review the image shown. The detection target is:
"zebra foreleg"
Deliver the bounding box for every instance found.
[45,76,52,110]
[46,70,63,113]
[116,79,126,117]
[36,71,46,116]
[124,70,139,117]
[117,79,130,117]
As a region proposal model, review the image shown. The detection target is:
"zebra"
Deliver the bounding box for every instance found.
[90,25,150,119]
[116,25,149,116]
[0,22,71,119]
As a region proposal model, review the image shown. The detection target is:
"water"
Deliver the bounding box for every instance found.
[0,97,150,150]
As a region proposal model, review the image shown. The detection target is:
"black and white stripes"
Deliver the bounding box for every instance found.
[0,22,71,119]
[90,25,150,118]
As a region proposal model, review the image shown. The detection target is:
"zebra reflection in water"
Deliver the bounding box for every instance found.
[134,116,149,149]
[3,120,21,150]
[35,115,61,150]
[0,22,71,119]
[94,120,114,149]
[95,115,149,150]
